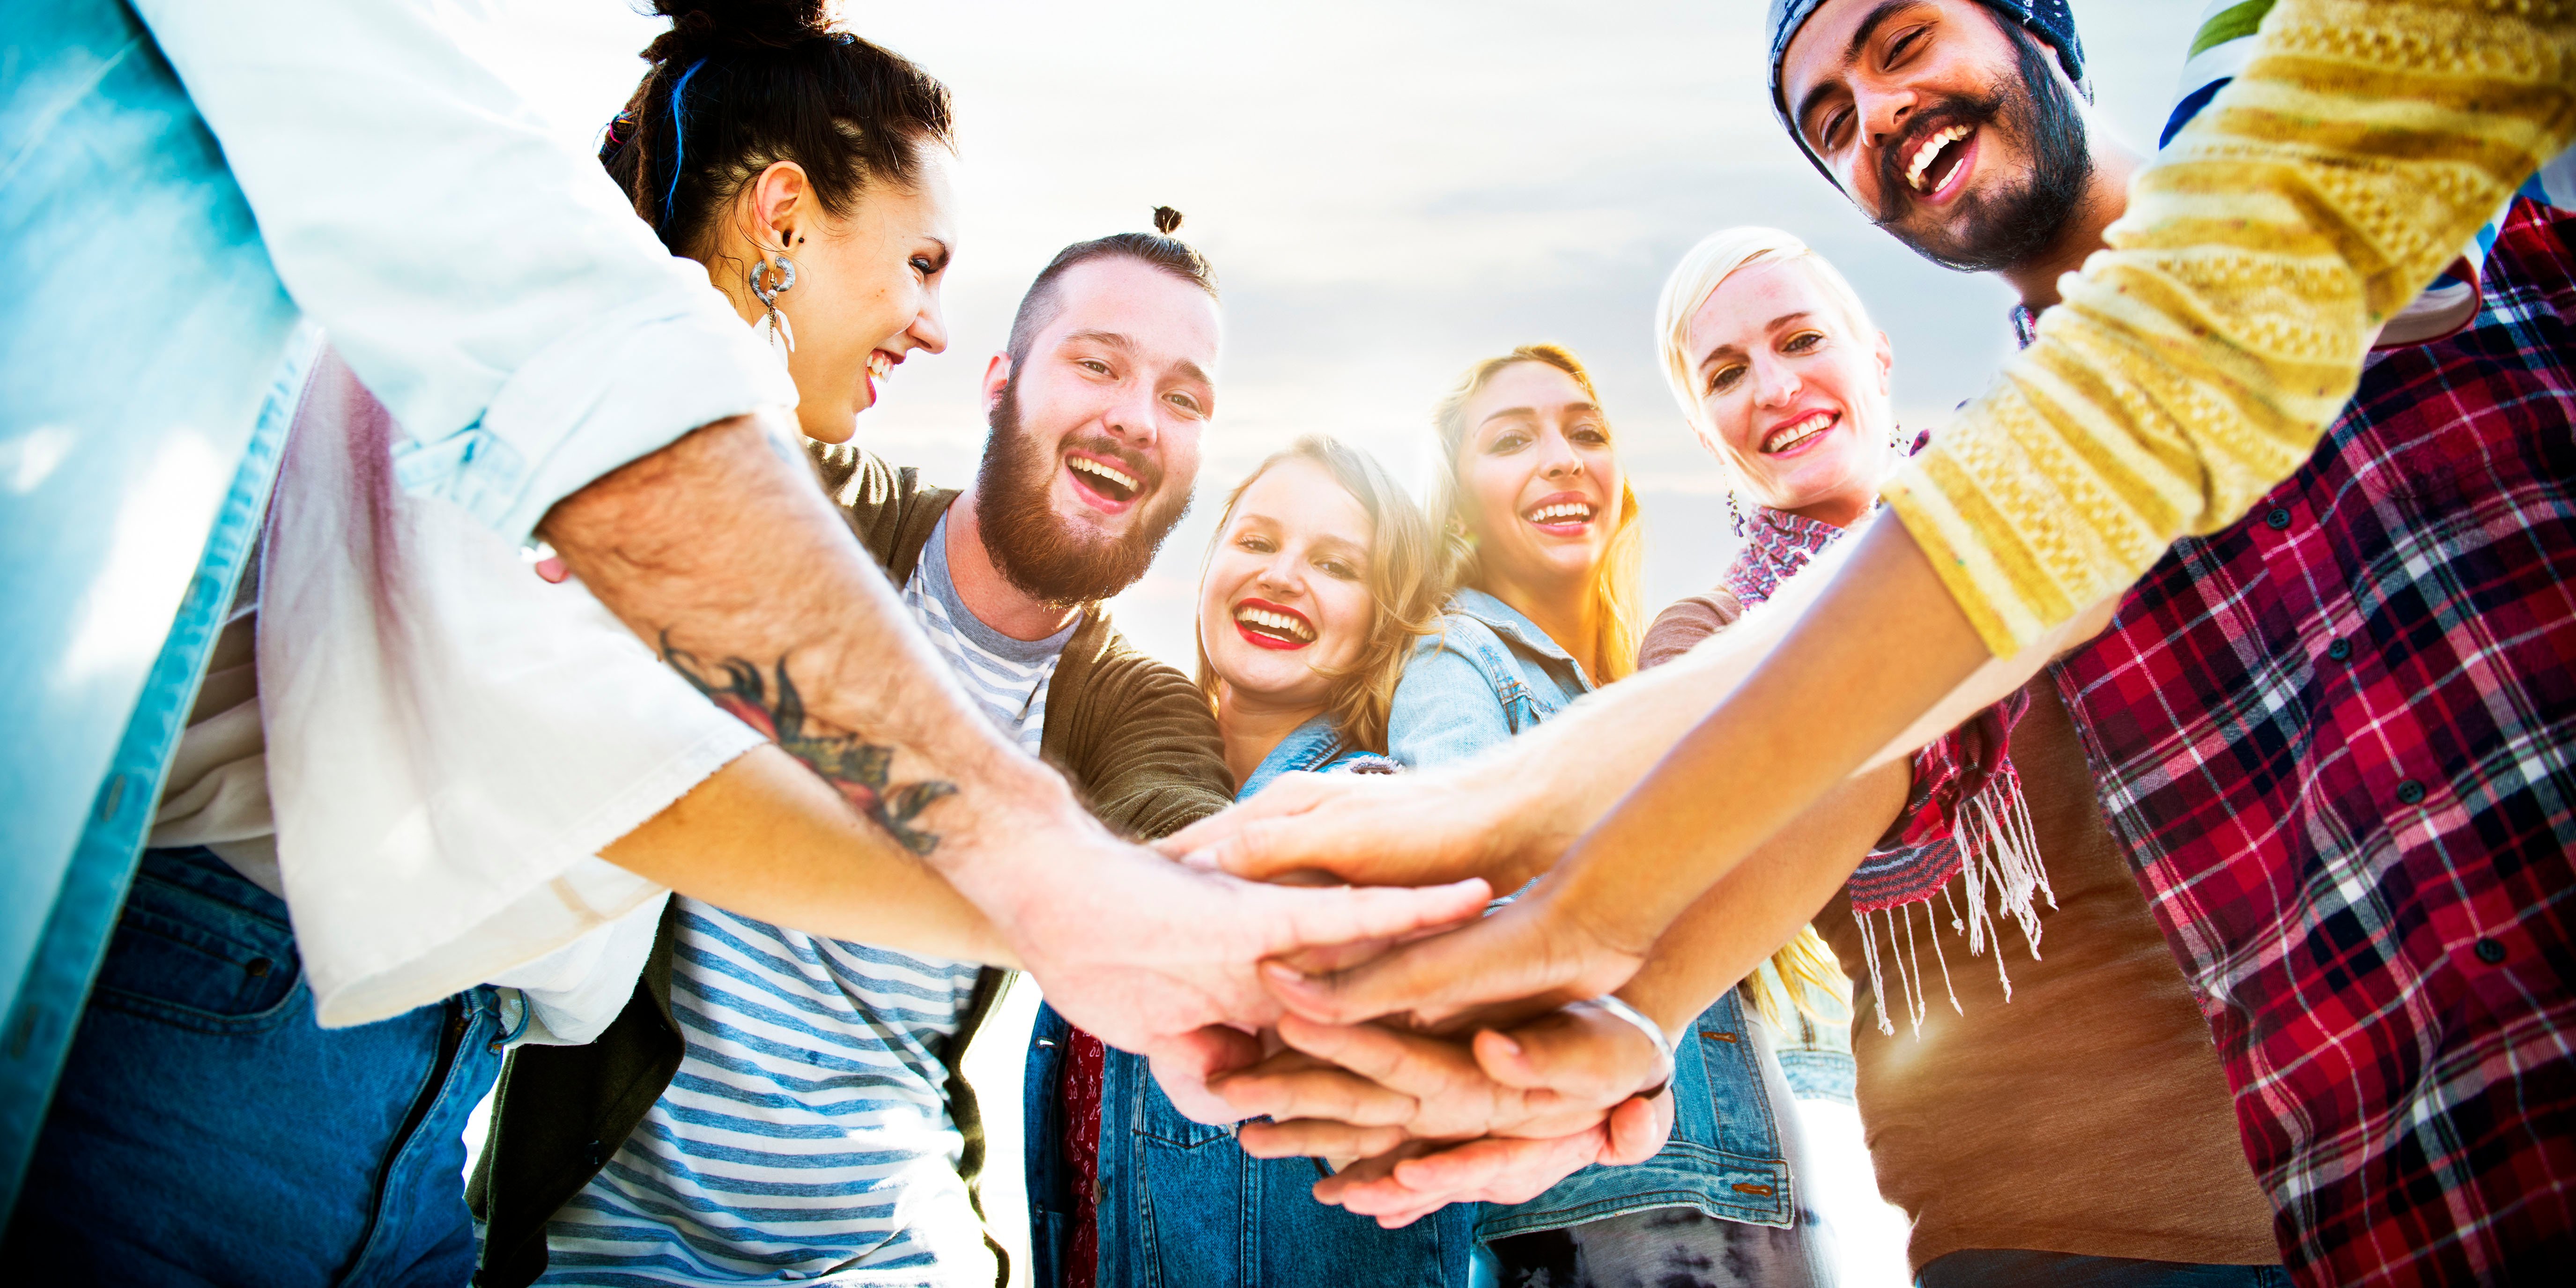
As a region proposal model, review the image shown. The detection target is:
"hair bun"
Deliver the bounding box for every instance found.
[645,0,834,63]
[1152,206,1184,236]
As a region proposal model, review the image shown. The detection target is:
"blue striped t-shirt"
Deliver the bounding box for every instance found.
[540,513,1070,1286]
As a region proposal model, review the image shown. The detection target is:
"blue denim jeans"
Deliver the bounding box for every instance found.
[1917,1251,2292,1288]
[4,847,505,1287]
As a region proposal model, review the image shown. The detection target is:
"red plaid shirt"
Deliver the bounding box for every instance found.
[2041,199,2576,1285]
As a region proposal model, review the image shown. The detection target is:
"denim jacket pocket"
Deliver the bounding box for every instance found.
[1476,990,1792,1240]
[1133,1063,1238,1151]
[89,847,305,1034]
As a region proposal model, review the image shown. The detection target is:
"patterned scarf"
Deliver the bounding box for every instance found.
[1721,437,2054,1036]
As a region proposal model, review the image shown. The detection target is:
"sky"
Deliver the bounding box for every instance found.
[478,0,2205,669]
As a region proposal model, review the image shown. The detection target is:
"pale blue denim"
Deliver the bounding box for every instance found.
[1387,589,1827,1243]
[0,0,311,1209]
[1028,718,1477,1288]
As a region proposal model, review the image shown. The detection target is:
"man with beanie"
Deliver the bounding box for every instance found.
[1770,2,2576,1285]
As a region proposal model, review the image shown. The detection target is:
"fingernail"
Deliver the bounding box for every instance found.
[1262,962,1305,985]
[1487,1032,1523,1059]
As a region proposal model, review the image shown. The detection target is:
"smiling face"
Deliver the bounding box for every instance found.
[1780,0,2093,273]
[755,145,959,444]
[1686,259,1895,527]
[1453,361,1622,593]
[970,255,1221,607]
[1198,456,1377,713]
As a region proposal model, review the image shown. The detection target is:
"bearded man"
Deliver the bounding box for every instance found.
[1771,1,2576,1282]
[469,225,1241,1285]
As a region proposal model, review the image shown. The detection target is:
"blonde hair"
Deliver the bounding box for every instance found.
[1654,229,1874,1032]
[1195,436,1443,753]
[1427,344,1644,685]
[1653,226,1877,451]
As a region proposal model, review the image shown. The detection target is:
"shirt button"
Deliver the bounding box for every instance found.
[2265,507,2293,530]
[2325,637,2352,661]
[2474,938,2508,965]
[2396,778,2427,805]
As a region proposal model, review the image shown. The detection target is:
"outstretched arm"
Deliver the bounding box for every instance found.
[603,744,1012,966]
[543,415,1491,1054]
[1228,0,2576,1027]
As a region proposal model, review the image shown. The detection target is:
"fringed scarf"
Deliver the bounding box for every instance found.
[1722,437,2054,1038]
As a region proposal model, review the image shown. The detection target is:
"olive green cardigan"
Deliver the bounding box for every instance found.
[468,443,1233,1287]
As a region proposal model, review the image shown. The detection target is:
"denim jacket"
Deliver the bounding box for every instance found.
[1386,589,1803,1242]
[1027,718,1481,1288]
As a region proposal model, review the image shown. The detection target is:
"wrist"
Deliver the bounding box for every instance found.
[1470,770,1582,893]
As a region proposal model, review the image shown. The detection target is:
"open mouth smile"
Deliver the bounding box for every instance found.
[1762,410,1838,456]
[1522,494,1597,537]
[1903,123,1976,200]
[1066,452,1145,511]
[1233,598,1316,651]
[862,349,901,403]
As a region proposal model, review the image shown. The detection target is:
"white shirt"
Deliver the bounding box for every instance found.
[130,0,794,543]
[122,0,806,1033]
[258,349,763,1031]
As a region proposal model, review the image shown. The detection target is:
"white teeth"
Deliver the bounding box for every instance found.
[866,351,893,380]
[1764,412,1834,453]
[1069,456,1139,493]
[1524,503,1593,525]
[1234,606,1315,641]
[1907,124,1971,192]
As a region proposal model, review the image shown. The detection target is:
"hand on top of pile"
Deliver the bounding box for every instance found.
[998,827,1495,1057]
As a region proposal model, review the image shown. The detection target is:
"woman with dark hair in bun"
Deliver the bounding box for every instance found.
[462,6,1022,1286]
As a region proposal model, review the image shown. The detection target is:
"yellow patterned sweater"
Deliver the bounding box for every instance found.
[1882,0,2576,656]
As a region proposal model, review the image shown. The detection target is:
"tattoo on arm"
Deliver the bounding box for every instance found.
[666,642,959,855]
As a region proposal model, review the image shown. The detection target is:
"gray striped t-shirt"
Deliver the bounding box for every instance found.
[540,513,1071,1286]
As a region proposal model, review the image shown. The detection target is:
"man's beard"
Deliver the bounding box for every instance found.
[971,380,1192,609]
[1873,24,2092,274]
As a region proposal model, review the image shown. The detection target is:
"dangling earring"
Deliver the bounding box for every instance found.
[1725,491,1746,538]
[749,251,798,366]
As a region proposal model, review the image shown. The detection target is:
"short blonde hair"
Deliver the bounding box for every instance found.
[1653,226,1876,446]
[1428,344,1644,684]
[1655,229,1873,1032]
[1194,436,1443,754]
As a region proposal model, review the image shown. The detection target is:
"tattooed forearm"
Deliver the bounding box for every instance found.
[666,641,959,855]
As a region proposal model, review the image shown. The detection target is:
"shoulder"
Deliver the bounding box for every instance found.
[1638,590,1746,671]
[805,440,958,575]
[1388,639,1514,768]
[1044,611,1230,838]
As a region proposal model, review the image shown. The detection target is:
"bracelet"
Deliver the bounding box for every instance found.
[1586,994,1676,1101]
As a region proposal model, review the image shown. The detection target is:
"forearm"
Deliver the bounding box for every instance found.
[603,746,1015,965]
[1539,525,1985,954]
[543,414,1089,925]
[1614,761,1908,1036]
[1886,0,2576,655]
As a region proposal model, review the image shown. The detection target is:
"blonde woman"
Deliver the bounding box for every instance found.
[1639,227,2280,1288]
[1386,344,1833,1287]
[1025,437,1475,1288]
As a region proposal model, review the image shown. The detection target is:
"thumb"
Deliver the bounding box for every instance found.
[1250,876,1491,956]
[1261,913,1552,1028]
[1601,1092,1673,1166]
[1155,773,1335,865]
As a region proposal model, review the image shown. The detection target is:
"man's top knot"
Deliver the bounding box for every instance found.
[1152,206,1184,236]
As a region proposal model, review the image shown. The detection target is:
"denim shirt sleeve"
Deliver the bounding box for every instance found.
[133,0,796,544]
[1386,643,1516,770]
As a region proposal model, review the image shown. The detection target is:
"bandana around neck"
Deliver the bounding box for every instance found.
[1723,432,2056,1038]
